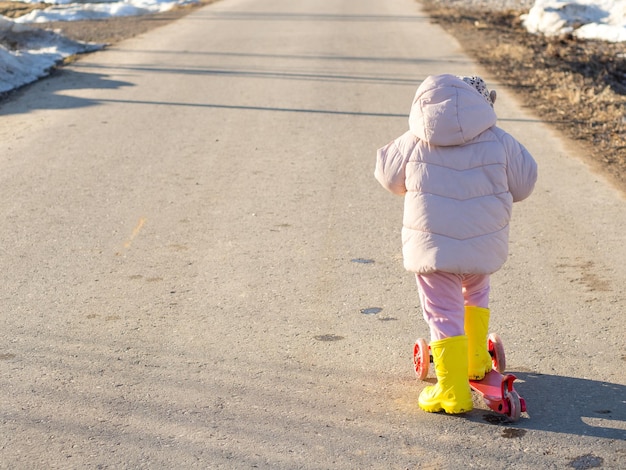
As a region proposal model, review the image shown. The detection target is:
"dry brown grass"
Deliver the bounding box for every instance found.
[0,1,43,18]
[488,43,527,63]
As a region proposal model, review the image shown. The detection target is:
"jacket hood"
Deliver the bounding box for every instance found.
[408,74,497,146]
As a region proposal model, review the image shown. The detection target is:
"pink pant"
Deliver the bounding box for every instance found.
[415,272,490,341]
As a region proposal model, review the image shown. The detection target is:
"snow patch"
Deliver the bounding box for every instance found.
[522,0,626,42]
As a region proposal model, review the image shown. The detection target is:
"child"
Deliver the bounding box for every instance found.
[375,74,537,414]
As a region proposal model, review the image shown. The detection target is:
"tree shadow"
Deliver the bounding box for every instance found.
[0,68,134,115]
[201,11,430,23]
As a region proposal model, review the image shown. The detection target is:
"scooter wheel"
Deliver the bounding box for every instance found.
[413,338,430,380]
[506,390,522,422]
[488,333,506,373]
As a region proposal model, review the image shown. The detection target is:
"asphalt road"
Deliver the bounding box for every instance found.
[0,0,624,468]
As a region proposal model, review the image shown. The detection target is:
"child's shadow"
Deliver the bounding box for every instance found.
[471,371,626,440]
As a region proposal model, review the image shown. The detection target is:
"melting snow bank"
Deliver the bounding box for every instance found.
[0,16,102,94]
[522,0,626,42]
[0,0,197,95]
[14,0,196,23]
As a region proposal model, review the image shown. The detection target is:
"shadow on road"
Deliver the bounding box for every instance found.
[0,69,134,116]
[201,12,430,22]
[74,60,431,86]
[95,99,408,118]
[0,58,553,126]
[472,371,626,440]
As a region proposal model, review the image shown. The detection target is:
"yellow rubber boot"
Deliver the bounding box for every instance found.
[418,336,473,414]
[465,306,493,380]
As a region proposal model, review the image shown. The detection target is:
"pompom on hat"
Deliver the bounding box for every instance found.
[457,75,497,107]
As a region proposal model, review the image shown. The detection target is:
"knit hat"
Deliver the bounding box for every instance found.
[457,75,494,107]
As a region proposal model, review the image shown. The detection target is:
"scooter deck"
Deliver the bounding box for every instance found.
[470,369,508,398]
[470,369,527,418]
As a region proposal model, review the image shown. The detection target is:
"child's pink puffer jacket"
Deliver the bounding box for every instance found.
[375,74,537,274]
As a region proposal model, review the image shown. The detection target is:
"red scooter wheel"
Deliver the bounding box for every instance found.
[505,390,522,421]
[488,333,506,373]
[413,338,430,380]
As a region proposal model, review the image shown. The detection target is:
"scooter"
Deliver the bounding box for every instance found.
[412,333,526,421]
